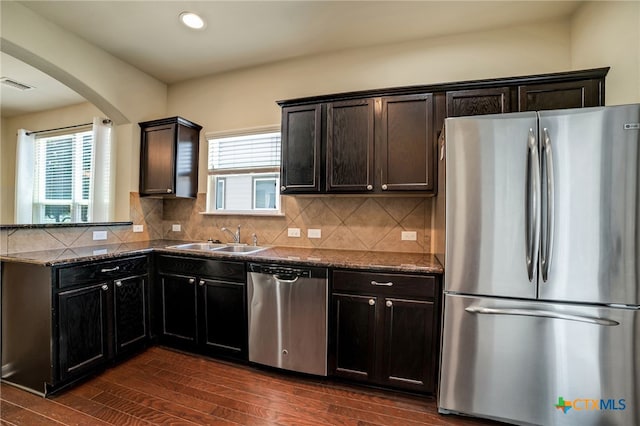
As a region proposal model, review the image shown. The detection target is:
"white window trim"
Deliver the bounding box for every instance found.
[204,125,284,217]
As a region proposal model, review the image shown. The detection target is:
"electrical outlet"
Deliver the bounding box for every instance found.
[172,224,181,232]
[93,231,107,241]
[133,224,143,233]
[287,228,301,237]
[308,229,321,239]
[401,231,417,241]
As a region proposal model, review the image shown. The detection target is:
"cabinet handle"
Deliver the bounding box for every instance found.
[115,280,122,287]
[386,300,393,308]
[100,266,119,273]
[371,280,393,287]
[199,280,205,286]
[366,184,373,190]
[281,185,286,191]
[166,188,172,193]
[381,184,388,190]
[368,299,375,306]
[188,278,195,284]
[101,284,109,291]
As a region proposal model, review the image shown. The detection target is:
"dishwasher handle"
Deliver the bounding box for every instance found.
[274,274,299,283]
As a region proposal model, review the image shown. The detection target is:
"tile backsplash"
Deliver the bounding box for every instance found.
[2,192,434,254]
[163,194,433,253]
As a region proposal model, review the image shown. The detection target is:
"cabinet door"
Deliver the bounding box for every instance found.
[281,104,322,193]
[174,124,200,198]
[446,87,511,117]
[114,275,148,355]
[159,273,198,347]
[140,123,176,195]
[199,278,247,359]
[518,79,603,111]
[379,94,434,192]
[380,298,435,393]
[58,282,111,381]
[326,99,375,192]
[331,294,377,381]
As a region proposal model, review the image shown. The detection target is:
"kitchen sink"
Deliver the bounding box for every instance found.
[167,242,226,251]
[167,242,267,255]
[212,245,268,254]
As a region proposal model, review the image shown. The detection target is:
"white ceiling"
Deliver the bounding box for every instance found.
[1,0,584,117]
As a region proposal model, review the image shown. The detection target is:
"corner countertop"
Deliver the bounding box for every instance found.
[0,240,443,274]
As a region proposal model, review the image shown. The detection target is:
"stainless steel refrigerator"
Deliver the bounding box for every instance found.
[439,104,640,426]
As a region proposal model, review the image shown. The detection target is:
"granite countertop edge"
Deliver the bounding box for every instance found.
[0,240,444,274]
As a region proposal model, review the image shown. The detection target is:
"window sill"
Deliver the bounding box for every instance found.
[199,210,285,217]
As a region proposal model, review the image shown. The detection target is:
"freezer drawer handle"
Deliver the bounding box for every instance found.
[371,280,393,287]
[465,306,619,326]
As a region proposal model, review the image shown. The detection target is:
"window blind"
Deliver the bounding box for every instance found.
[208,131,281,171]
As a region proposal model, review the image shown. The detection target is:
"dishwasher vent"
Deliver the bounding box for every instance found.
[1,77,35,91]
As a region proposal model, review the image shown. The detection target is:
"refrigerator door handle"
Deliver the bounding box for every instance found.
[541,128,555,282]
[525,128,541,282]
[465,306,619,326]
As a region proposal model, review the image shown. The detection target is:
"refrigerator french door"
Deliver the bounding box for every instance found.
[439,104,640,426]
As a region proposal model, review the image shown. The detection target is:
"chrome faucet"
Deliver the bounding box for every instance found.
[221,225,241,244]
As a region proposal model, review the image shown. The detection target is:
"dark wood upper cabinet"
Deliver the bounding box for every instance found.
[278,67,609,196]
[326,99,375,192]
[139,116,202,198]
[446,87,511,117]
[379,94,434,192]
[280,104,322,193]
[518,79,603,111]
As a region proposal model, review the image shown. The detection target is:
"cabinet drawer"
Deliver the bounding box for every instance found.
[58,255,148,288]
[156,255,245,282]
[333,270,436,299]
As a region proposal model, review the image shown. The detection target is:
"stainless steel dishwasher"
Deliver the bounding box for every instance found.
[247,263,328,376]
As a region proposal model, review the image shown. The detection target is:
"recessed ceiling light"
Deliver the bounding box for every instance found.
[179,12,205,30]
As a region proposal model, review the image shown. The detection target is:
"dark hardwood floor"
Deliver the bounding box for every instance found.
[0,347,499,425]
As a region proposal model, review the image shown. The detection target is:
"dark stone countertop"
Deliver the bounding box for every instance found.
[0,240,443,274]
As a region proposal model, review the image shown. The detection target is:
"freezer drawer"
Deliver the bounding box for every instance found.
[439,294,639,426]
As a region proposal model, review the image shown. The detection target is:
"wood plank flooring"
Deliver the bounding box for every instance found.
[0,347,500,425]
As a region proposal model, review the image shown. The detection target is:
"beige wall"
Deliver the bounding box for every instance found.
[168,19,573,194]
[571,1,640,104]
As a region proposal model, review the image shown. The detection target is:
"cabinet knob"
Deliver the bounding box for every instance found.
[101,284,109,291]
[166,188,172,193]
[386,300,393,308]
[381,184,388,190]
[368,299,375,306]
[366,184,373,191]
[188,278,195,284]
[115,280,122,287]
[281,185,286,191]
[199,280,205,286]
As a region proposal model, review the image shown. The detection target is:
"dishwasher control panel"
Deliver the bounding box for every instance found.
[248,263,326,279]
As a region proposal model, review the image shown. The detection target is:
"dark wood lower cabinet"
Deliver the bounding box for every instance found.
[333,294,377,380]
[156,256,247,360]
[114,275,148,354]
[200,279,246,357]
[330,270,441,394]
[57,283,111,381]
[380,297,435,392]
[159,273,198,346]
[54,256,150,390]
